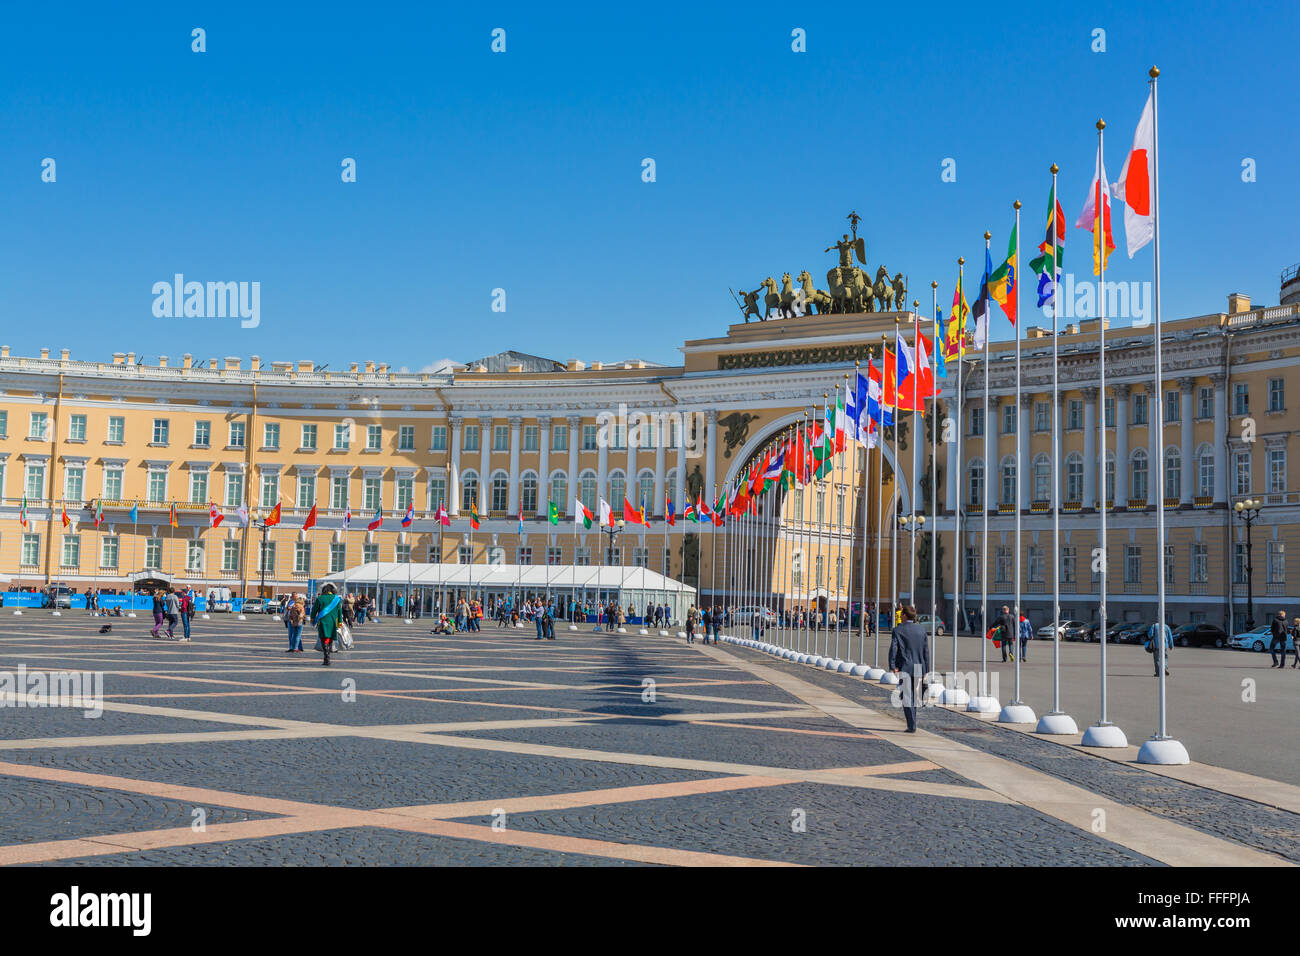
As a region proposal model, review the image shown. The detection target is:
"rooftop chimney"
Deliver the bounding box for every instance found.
[1227,292,1251,314]
[249,355,261,372]
[60,348,70,361]
[566,358,585,371]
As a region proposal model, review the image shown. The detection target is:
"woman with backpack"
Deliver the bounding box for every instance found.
[285,595,306,653]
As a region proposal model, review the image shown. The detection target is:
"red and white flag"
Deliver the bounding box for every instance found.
[209,502,224,527]
[434,502,451,526]
[1111,90,1155,258]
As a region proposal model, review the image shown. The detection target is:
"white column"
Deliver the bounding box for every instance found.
[1019,393,1032,510]
[675,440,686,507]
[705,409,717,502]
[536,416,551,518]
[566,415,581,507]
[1113,384,1129,506]
[1083,387,1098,509]
[507,416,522,514]
[448,416,462,516]
[1179,379,1194,505]
[653,413,667,517]
[478,415,493,512]
[1211,373,1227,503]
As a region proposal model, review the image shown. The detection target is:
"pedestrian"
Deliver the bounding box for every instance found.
[686,604,698,644]
[1145,618,1173,677]
[342,593,355,629]
[889,605,931,733]
[1291,616,1300,669]
[311,583,343,666]
[998,605,1015,663]
[149,589,165,638]
[544,600,556,640]
[285,595,305,653]
[179,586,194,642]
[1270,610,1289,669]
[1018,612,1031,662]
[163,587,181,640]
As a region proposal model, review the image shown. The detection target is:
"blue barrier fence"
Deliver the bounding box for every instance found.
[1,592,260,613]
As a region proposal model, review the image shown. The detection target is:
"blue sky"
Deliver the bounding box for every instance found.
[3,0,1297,370]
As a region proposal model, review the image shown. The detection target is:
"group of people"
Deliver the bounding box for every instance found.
[148,585,197,641]
[682,604,726,645]
[1269,610,1300,669]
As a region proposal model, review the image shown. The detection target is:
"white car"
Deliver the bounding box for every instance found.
[732,606,777,627]
[1228,625,1293,653]
[1037,620,1086,640]
[915,615,946,635]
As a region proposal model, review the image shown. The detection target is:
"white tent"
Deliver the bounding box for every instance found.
[320,562,696,619]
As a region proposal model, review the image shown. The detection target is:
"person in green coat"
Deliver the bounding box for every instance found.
[311,583,343,666]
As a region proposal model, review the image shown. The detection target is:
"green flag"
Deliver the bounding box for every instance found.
[548,501,560,525]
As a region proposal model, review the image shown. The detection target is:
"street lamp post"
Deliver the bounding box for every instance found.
[255,519,272,600]
[1235,498,1263,631]
[602,518,624,614]
[897,512,925,603]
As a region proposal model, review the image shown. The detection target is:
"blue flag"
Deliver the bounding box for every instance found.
[129,502,138,524]
[933,308,948,378]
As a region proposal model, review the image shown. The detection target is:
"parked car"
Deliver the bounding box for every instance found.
[241,598,277,614]
[43,584,74,609]
[1171,622,1229,648]
[1037,619,1086,640]
[1227,625,1292,653]
[1083,619,1120,642]
[1112,622,1150,645]
[732,606,777,627]
[1062,622,1091,641]
[915,615,946,636]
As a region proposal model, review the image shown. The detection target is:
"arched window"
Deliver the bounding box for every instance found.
[520,471,538,515]
[637,470,655,511]
[580,470,597,513]
[1164,447,1181,500]
[1033,454,1051,502]
[491,470,509,512]
[1000,456,1017,507]
[967,459,984,507]
[549,471,568,510]
[608,470,626,508]
[1196,443,1214,497]
[1065,453,1084,502]
[1130,449,1149,502]
[461,471,479,513]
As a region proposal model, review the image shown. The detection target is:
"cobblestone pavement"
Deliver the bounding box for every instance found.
[0,613,1291,866]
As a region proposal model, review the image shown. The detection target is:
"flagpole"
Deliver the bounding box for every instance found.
[873,341,887,675]
[1082,118,1127,748]
[1001,201,1035,723]
[889,348,899,644]
[855,364,868,666]
[930,282,940,677]
[836,376,850,661]
[976,231,995,713]
[948,261,966,701]
[910,305,920,609]
[1038,167,1078,733]
[1137,67,1187,764]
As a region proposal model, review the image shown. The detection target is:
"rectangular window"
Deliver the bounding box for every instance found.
[1267,541,1285,585]
[428,476,447,510]
[332,475,348,509]
[152,418,169,445]
[1233,543,1247,585]
[1164,390,1180,422]
[294,542,311,574]
[68,414,87,441]
[493,424,509,451]
[189,470,208,504]
[1002,405,1016,435]
[222,540,241,573]
[517,547,533,565]
[1061,547,1076,584]
[144,537,162,568]
[430,425,447,451]
[547,546,562,566]
[1234,382,1249,416]
[395,477,414,511]
[146,469,167,503]
[398,425,415,451]
[64,466,84,501]
[553,425,569,451]
[263,423,280,449]
[523,425,539,451]
[364,476,381,511]
[329,542,346,573]
[107,416,125,443]
[297,473,316,509]
[194,420,211,447]
[229,421,245,448]
[582,425,598,450]
[458,545,472,564]
[1068,400,1083,431]
[995,547,1012,584]
[395,544,411,563]
[969,407,984,436]
[225,473,244,508]
[363,543,378,564]
[964,547,980,584]
[187,541,205,573]
[1132,393,1148,425]
[1234,450,1251,495]
[334,424,349,450]
[575,547,591,567]
[260,472,279,508]
[25,463,45,500]
[21,533,40,567]
[1034,402,1049,432]
[0,410,7,437]
[1190,543,1208,584]
[1197,386,1213,420]
[301,424,318,450]
[1164,544,1175,586]
[1268,377,1285,413]
[463,425,480,451]
[29,412,49,440]
[367,424,382,451]
[259,541,276,575]
[103,467,123,500]
[1269,448,1286,494]
[1125,545,1141,584]
[61,534,80,567]
[100,535,119,569]
[1104,397,1115,429]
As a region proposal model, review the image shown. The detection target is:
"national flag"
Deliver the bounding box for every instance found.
[575,498,594,529]
[895,332,918,410]
[128,502,138,524]
[944,279,969,362]
[751,451,770,495]
[714,487,729,521]
[882,345,898,411]
[831,391,846,453]
[695,494,710,523]
[989,222,1018,326]
[265,502,281,527]
[209,502,224,527]
[303,503,318,531]
[236,503,249,527]
[93,499,104,528]
[61,501,69,528]
[915,333,938,402]
[683,498,696,521]
[932,310,948,378]
[1029,187,1067,308]
[517,504,524,534]
[865,416,878,450]
[640,495,651,528]
[1112,89,1155,257]
[468,503,478,530]
[598,498,613,527]
[19,496,27,529]
[623,496,643,525]
[763,447,784,485]
[866,360,893,427]
[342,506,352,530]
[435,502,451,526]
[547,501,560,525]
[665,495,676,526]
[367,508,383,532]
[1076,144,1116,275]
[971,246,993,349]
[170,501,179,528]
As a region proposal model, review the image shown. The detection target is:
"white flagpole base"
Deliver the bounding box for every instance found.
[850,664,869,677]
[638,628,648,635]
[1081,723,1129,748]
[273,615,282,622]
[1035,712,1079,735]
[1136,736,1190,765]
[823,659,842,671]
[52,610,61,617]
[403,618,414,624]
[126,612,136,618]
[923,683,947,703]
[865,667,886,680]
[998,702,1037,724]
[836,661,856,674]
[201,613,211,620]
[238,614,247,621]
[966,696,1000,714]
[617,627,627,634]
[676,631,687,639]
[657,630,669,636]
[941,686,970,706]
[568,624,578,631]
[878,672,899,685]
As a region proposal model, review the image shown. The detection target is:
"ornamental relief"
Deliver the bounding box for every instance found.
[717,343,878,370]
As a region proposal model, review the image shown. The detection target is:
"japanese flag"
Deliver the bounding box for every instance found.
[1112,89,1155,258]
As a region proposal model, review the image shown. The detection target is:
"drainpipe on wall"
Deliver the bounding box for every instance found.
[1222,325,1234,636]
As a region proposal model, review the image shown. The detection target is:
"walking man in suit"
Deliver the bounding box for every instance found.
[998,605,1016,662]
[889,605,931,733]
[1270,610,1289,668]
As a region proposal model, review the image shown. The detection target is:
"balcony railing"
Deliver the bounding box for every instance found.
[1193,496,1215,509]
[1126,498,1148,510]
[1163,497,1179,509]
[997,503,1015,514]
[1030,501,1050,513]
[1063,501,1082,512]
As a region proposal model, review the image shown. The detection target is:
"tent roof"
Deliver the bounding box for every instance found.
[322,562,695,593]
